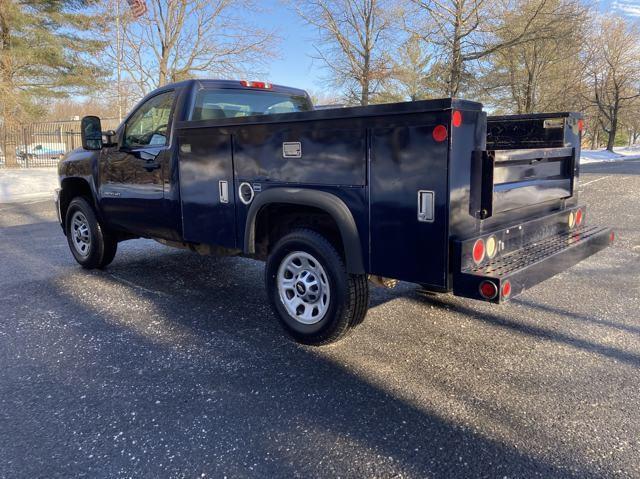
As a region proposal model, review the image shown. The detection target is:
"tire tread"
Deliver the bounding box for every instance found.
[266,228,369,345]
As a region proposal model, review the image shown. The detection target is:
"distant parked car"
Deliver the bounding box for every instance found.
[16,142,66,165]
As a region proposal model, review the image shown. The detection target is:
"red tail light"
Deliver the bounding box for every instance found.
[452,110,463,127]
[240,80,272,89]
[479,281,498,299]
[610,231,615,243]
[575,208,583,226]
[502,280,512,298]
[577,119,584,133]
[472,238,485,264]
[432,125,448,142]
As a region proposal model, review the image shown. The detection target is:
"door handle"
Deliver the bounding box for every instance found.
[143,162,161,172]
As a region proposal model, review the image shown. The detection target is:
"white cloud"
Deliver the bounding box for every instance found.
[612,0,640,17]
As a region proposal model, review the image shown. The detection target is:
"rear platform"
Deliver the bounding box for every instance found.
[454,224,613,303]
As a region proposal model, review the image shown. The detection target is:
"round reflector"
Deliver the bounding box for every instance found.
[472,239,485,264]
[575,208,583,226]
[568,211,575,229]
[486,235,497,259]
[432,125,448,142]
[479,281,498,299]
[452,110,463,127]
[502,280,512,298]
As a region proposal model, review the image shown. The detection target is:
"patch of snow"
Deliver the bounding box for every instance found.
[580,145,640,164]
[0,168,58,204]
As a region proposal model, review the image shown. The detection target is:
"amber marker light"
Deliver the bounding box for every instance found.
[486,235,497,259]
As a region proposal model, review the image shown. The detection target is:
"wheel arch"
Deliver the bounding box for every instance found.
[244,188,365,274]
[59,177,98,233]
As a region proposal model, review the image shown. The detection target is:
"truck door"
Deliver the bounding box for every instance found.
[99,90,176,238]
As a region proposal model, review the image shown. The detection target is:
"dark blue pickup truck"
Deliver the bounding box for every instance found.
[55,79,614,344]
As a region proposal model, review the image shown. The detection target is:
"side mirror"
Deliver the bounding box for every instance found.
[81,115,103,150]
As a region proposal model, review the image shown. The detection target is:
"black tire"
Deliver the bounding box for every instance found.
[65,197,118,269]
[265,229,369,345]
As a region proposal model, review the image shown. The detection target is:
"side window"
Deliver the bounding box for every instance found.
[124,91,175,148]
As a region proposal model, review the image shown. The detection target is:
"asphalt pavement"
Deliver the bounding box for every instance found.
[0,160,639,478]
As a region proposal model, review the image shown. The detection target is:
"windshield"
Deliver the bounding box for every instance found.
[190,89,312,121]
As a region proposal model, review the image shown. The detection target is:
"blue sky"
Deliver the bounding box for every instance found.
[258,1,325,93]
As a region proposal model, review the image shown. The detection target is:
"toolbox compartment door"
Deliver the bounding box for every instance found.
[177,129,237,248]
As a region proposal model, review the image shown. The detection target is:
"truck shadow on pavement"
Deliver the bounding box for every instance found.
[0,243,605,478]
[410,290,640,369]
[514,298,640,337]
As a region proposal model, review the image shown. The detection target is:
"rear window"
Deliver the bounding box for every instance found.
[190,89,312,121]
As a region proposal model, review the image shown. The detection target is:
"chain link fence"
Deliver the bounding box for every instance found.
[0,118,120,168]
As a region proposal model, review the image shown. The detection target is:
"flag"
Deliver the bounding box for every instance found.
[127,0,147,18]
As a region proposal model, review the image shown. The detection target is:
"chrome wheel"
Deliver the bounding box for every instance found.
[70,211,91,257]
[277,251,331,325]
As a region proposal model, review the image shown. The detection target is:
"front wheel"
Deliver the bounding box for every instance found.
[265,229,369,345]
[65,197,118,269]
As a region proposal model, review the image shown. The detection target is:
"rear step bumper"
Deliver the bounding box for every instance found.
[453,225,614,303]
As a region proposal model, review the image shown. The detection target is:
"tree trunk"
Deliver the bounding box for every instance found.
[158,43,169,87]
[448,3,463,97]
[361,51,370,106]
[606,115,617,152]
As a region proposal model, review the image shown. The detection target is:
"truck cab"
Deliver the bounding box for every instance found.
[56,79,614,345]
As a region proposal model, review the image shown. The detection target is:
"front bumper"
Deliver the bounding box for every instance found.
[453,224,614,303]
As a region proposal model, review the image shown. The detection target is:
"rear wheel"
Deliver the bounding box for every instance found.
[65,197,118,269]
[265,229,369,345]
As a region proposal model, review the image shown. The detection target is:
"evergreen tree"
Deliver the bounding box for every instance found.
[0,0,105,124]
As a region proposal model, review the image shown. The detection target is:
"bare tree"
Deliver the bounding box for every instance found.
[103,0,275,97]
[295,0,397,106]
[584,16,640,151]
[410,0,583,97]
[620,99,640,146]
[391,33,436,101]
[482,0,588,113]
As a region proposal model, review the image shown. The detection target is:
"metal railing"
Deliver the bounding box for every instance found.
[0,118,120,168]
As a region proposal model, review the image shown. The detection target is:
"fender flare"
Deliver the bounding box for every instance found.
[244,188,365,274]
